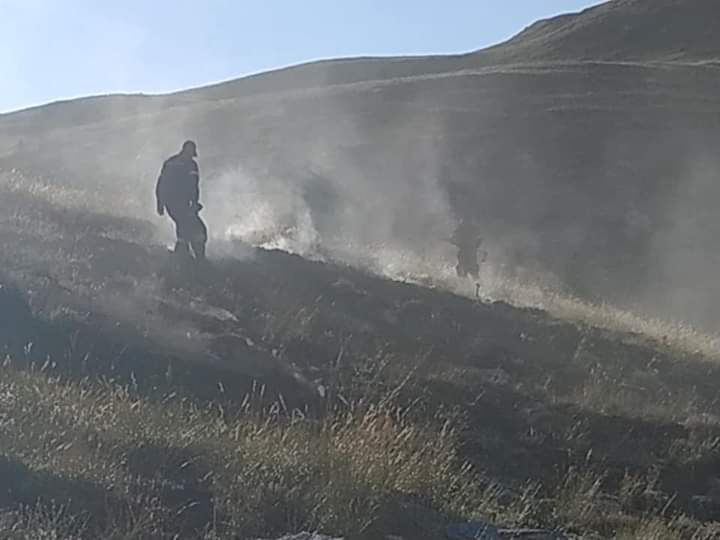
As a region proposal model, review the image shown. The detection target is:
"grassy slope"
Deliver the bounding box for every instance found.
[8,63,720,312]
[4,0,718,128]
[4,60,720,323]
[478,0,720,64]
[1,175,720,539]
[4,3,720,536]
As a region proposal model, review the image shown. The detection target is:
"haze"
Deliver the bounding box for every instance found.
[4,4,720,535]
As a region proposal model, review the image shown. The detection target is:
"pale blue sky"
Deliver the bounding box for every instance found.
[1,0,602,113]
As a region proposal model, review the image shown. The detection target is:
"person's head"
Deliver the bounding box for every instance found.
[181,140,197,158]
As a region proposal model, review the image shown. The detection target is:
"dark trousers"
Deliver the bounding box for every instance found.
[456,248,479,278]
[167,206,208,259]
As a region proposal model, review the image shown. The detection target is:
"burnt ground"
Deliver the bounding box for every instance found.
[1,185,720,536]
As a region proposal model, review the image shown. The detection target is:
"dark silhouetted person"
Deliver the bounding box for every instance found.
[156,140,208,260]
[450,218,485,279]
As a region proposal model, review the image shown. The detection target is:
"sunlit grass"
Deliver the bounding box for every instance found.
[4,167,719,363]
[2,168,720,537]
[2,364,718,539]
[0,366,487,538]
[397,260,720,361]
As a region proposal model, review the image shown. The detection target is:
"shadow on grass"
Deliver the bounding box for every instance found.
[422,376,720,522]
[122,441,219,534]
[0,453,118,534]
[1,441,220,537]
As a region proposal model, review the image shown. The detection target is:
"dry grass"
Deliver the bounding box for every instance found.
[0,169,146,220]
[4,167,720,363]
[310,226,720,363]
[614,518,720,540]
[0,365,490,539]
[1,170,720,538]
[465,269,720,361]
[1,363,718,539]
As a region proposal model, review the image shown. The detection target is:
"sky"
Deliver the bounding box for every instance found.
[1,0,602,113]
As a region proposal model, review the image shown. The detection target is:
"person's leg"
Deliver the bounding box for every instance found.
[191,237,206,260]
[168,208,192,257]
[190,214,208,261]
[457,248,470,277]
[468,261,480,279]
[174,240,191,256]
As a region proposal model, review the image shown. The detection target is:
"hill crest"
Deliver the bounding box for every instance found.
[488,0,720,63]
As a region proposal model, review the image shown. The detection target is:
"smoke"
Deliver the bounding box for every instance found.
[11,48,720,341]
[201,124,460,281]
[204,165,320,257]
[636,148,720,331]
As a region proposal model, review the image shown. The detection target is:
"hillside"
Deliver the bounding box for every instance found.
[2,170,720,538]
[5,0,720,125]
[4,1,720,537]
[481,0,720,64]
[4,1,720,329]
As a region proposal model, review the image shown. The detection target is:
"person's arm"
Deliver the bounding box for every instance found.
[190,160,200,209]
[155,162,167,215]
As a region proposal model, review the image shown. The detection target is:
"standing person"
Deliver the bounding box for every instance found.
[155,140,208,260]
[450,217,485,279]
